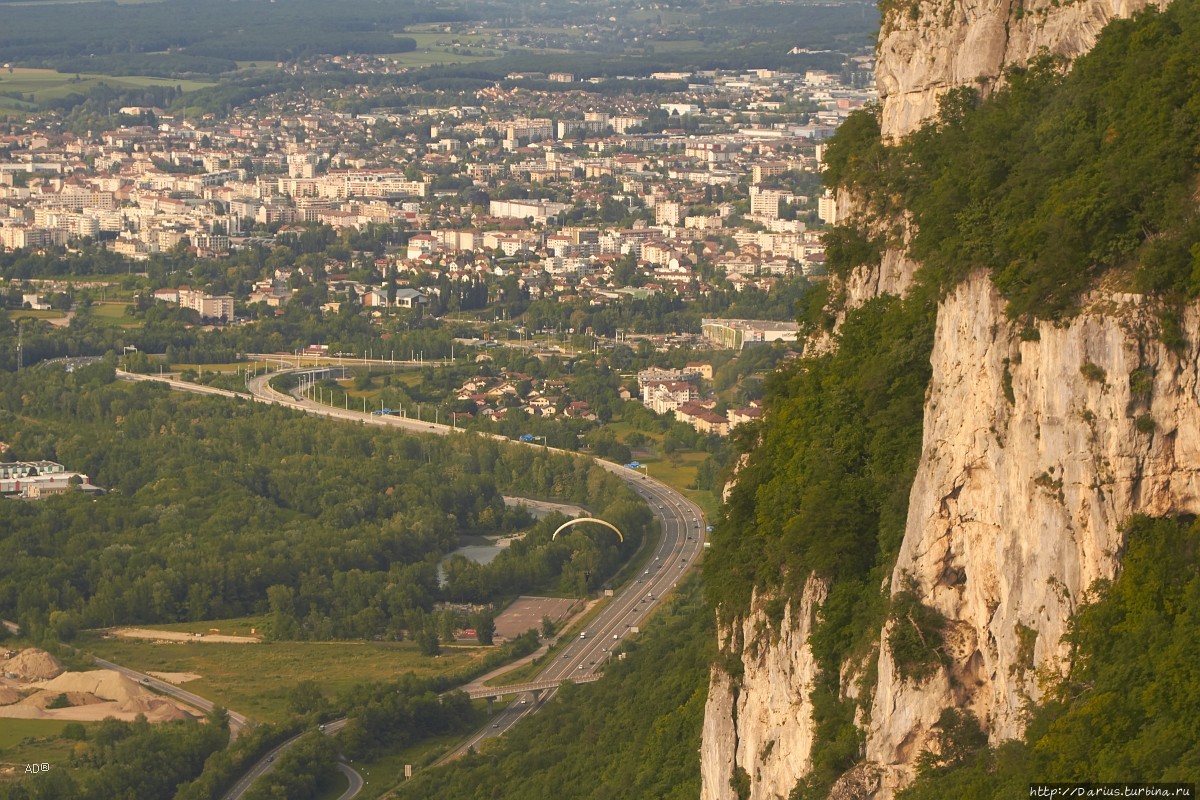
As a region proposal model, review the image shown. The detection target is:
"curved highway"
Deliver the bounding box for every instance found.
[116,368,706,782]
[445,466,705,759]
[218,719,350,800]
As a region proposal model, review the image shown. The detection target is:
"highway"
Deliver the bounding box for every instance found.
[442,462,705,759]
[115,368,706,783]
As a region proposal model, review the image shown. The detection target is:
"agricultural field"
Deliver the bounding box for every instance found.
[80,633,492,724]
[87,301,140,328]
[0,719,89,775]
[8,309,66,322]
[0,68,213,115]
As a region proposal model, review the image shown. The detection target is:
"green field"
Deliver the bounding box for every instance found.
[382,29,500,68]
[106,615,268,637]
[81,634,491,724]
[8,309,66,321]
[352,728,476,799]
[402,32,491,48]
[169,361,258,375]
[0,719,89,771]
[0,720,82,753]
[382,50,496,69]
[87,301,139,328]
[605,421,719,516]
[0,68,213,115]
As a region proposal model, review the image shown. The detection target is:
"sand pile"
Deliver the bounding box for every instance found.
[35,670,152,703]
[0,686,22,705]
[1,648,65,681]
[18,690,103,709]
[0,669,201,723]
[120,696,191,723]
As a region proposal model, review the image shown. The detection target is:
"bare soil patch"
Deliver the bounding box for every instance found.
[109,627,260,644]
[494,596,580,639]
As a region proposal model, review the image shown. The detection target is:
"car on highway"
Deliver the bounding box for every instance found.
[493,722,500,728]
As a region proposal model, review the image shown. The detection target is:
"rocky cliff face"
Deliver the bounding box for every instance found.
[877,0,1162,138]
[700,2,1190,798]
[868,274,1200,794]
[701,576,828,800]
[703,270,1200,799]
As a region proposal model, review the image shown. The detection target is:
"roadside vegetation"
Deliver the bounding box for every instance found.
[396,578,712,800]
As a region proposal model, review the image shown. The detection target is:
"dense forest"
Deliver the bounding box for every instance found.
[0,0,429,64]
[0,362,651,642]
[399,578,712,800]
[703,1,1200,797]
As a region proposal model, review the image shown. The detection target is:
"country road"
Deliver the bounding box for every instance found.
[91,657,249,738]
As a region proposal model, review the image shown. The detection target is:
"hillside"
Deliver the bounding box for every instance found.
[699,0,1200,797]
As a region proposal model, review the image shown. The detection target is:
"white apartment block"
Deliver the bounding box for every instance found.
[656,201,683,226]
[642,381,699,414]
[489,199,570,224]
[179,288,234,320]
[750,188,786,220]
[818,190,839,225]
[505,119,554,144]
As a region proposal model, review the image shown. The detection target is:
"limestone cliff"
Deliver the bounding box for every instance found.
[703,270,1200,799]
[877,0,1162,139]
[701,576,828,800]
[699,2,1191,798]
[864,275,1200,794]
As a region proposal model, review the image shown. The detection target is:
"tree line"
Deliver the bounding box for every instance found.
[0,362,647,644]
